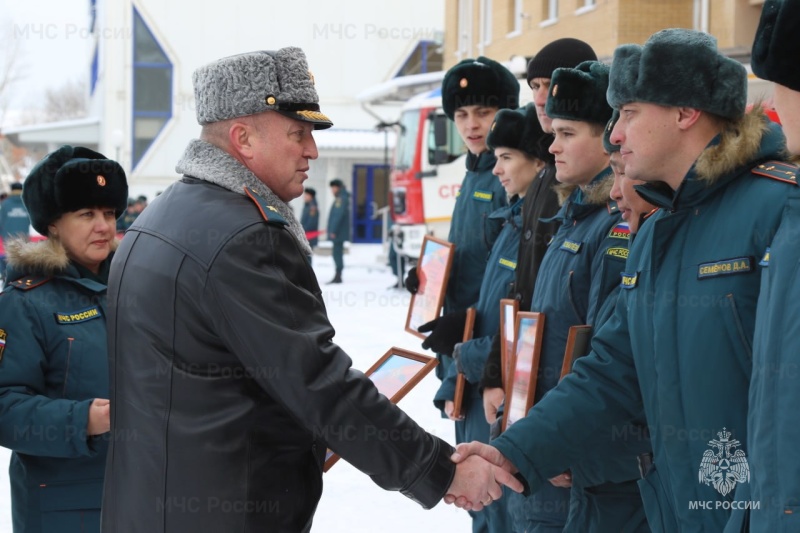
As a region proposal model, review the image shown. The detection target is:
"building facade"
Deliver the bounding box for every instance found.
[443,0,768,93]
[5,0,445,243]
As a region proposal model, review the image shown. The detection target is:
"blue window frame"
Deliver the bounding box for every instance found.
[132,8,172,168]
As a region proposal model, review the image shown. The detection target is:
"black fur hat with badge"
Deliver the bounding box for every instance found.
[607,28,747,120]
[752,0,800,92]
[22,145,128,235]
[486,104,554,164]
[546,60,612,125]
[441,56,519,120]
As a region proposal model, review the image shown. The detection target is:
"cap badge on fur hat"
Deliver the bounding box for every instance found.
[22,145,128,235]
[441,56,519,120]
[546,61,612,125]
[192,47,332,129]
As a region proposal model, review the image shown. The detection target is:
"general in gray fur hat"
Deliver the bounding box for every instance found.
[192,47,333,129]
[487,104,553,164]
[607,29,747,120]
[752,0,800,92]
[546,60,612,125]
[441,57,519,120]
[22,145,128,235]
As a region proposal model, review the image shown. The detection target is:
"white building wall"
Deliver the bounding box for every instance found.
[92,0,443,208]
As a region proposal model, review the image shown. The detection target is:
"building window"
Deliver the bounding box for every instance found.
[576,0,596,15]
[457,0,472,59]
[543,0,558,22]
[132,8,172,168]
[507,0,522,34]
[693,0,709,32]
[481,0,493,45]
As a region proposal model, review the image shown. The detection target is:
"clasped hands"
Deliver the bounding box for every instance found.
[444,441,522,511]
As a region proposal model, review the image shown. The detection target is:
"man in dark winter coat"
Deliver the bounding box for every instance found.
[326,178,349,283]
[101,48,522,533]
[450,28,800,533]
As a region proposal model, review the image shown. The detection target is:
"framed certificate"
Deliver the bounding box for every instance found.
[499,298,519,394]
[405,236,455,339]
[324,347,438,472]
[559,325,593,380]
[501,312,545,433]
[451,307,476,420]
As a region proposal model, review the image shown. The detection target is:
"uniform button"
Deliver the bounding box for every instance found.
[524,230,532,240]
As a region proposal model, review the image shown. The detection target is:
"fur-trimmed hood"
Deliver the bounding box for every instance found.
[694,108,783,185]
[554,167,614,206]
[4,237,119,277]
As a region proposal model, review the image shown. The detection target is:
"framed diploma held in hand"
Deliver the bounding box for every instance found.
[501,312,545,433]
[323,347,438,472]
[405,236,455,340]
[559,325,593,380]
[451,307,476,420]
[499,299,519,394]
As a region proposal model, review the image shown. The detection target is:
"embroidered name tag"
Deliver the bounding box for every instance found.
[697,257,754,280]
[621,272,638,289]
[498,257,517,271]
[560,240,582,254]
[759,248,770,267]
[608,222,631,240]
[472,190,493,202]
[55,306,102,324]
[606,247,629,259]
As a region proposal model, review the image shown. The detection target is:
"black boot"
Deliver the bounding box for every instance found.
[327,270,342,284]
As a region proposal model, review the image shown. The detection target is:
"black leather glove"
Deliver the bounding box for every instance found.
[418,310,467,356]
[404,266,419,294]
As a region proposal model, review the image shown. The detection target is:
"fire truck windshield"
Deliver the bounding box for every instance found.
[394,110,420,170]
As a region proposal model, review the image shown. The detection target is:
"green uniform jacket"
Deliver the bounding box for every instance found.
[445,151,508,314]
[0,238,111,533]
[327,188,350,243]
[432,151,507,383]
[748,160,800,533]
[491,111,798,533]
[0,192,31,241]
[507,170,628,531]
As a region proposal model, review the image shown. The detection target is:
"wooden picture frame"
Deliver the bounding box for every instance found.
[499,298,519,394]
[405,236,455,339]
[501,312,545,433]
[559,325,593,380]
[451,307,476,420]
[323,347,439,472]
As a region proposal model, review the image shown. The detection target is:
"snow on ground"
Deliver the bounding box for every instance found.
[0,244,471,532]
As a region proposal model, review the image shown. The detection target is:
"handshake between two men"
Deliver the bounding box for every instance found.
[445,441,521,510]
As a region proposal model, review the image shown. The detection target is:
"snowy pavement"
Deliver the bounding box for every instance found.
[0,244,472,532]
